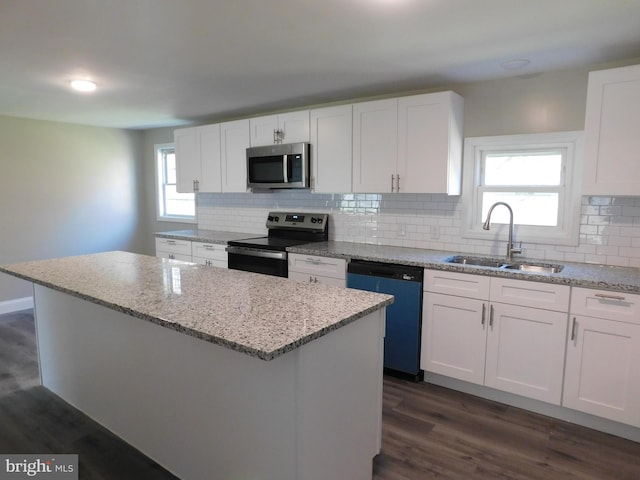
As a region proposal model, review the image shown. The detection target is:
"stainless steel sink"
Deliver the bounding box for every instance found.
[445,256,563,274]
[503,263,564,274]
[445,256,508,268]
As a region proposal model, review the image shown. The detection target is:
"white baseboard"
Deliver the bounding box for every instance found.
[0,296,34,315]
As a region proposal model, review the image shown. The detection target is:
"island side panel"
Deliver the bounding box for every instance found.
[296,307,385,480]
[33,284,298,480]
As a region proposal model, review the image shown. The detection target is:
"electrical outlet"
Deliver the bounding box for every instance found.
[398,224,406,237]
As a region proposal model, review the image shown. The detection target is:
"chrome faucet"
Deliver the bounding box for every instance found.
[483,202,522,261]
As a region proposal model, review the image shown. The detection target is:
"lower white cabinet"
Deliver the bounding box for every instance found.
[192,242,228,268]
[422,270,569,404]
[155,238,228,268]
[155,238,192,261]
[563,288,640,427]
[288,253,346,287]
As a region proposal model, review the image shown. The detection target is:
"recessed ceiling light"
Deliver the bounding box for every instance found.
[500,59,531,71]
[70,79,97,92]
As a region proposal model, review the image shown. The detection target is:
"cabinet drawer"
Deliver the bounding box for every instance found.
[424,269,490,300]
[192,242,227,262]
[490,278,570,312]
[155,238,192,256]
[288,254,346,279]
[571,288,640,324]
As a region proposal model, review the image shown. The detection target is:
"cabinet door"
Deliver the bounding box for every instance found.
[583,64,640,195]
[174,127,199,193]
[485,303,567,404]
[250,111,310,146]
[397,92,463,194]
[220,119,250,192]
[249,114,279,146]
[157,252,192,261]
[563,315,640,426]
[310,105,353,193]
[278,111,310,144]
[288,272,345,287]
[198,124,222,192]
[421,292,487,385]
[352,98,398,193]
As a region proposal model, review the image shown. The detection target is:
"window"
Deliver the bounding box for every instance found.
[462,132,583,246]
[155,143,196,222]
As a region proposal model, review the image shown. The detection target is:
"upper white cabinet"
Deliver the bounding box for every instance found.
[398,92,464,195]
[220,119,251,192]
[353,98,398,193]
[583,63,640,195]
[309,105,353,193]
[174,125,222,193]
[249,111,310,146]
[353,92,464,194]
[174,127,198,193]
[174,91,463,195]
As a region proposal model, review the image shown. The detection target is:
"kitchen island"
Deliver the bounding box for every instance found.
[0,251,393,480]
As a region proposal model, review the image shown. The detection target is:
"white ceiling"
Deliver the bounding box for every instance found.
[2,0,640,130]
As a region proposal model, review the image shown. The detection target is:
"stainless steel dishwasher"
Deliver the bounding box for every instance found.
[347,260,423,381]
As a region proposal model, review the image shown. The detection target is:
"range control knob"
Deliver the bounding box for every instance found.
[274,216,280,222]
[267,215,274,222]
[311,217,317,223]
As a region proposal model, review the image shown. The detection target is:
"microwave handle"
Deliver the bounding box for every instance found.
[282,154,289,183]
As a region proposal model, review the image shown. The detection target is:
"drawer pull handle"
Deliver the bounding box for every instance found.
[571,317,577,341]
[594,293,626,301]
[489,304,494,328]
[481,303,486,326]
[167,240,176,245]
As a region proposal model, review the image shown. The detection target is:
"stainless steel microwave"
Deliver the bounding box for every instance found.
[246,142,310,189]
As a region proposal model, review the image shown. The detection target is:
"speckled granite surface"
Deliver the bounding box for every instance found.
[0,251,393,360]
[288,241,640,294]
[155,229,254,244]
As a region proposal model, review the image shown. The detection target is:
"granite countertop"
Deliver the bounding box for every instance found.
[155,230,640,293]
[288,241,640,294]
[155,229,255,244]
[0,251,393,361]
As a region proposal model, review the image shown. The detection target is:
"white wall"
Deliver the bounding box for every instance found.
[0,116,145,304]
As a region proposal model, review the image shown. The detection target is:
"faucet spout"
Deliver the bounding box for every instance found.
[482,202,522,261]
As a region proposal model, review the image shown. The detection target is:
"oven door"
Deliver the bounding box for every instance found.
[226,246,288,277]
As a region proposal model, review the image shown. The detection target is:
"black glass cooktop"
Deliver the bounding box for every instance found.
[228,236,312,251]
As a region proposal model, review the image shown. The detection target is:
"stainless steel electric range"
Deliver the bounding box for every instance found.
[227,212,329,277]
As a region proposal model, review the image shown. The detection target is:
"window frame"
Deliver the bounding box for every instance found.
[155,143,196,223]
[462,131,583,246]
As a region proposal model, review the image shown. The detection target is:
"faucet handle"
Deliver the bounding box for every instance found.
[511,241,523,255]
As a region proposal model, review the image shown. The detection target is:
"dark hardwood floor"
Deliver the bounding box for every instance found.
[2,310,640,479]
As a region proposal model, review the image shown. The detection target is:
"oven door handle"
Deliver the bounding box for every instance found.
[226,246,287,261]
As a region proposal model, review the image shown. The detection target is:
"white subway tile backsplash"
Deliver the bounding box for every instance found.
[195,192,640,267]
